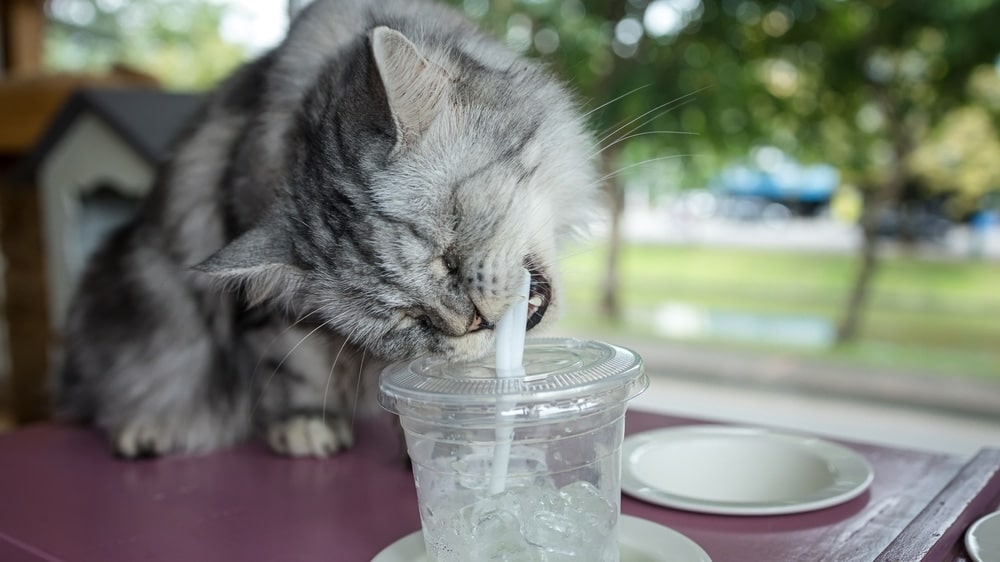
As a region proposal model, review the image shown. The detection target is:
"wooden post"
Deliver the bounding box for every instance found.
[1,0,48,423]
[0,168,52,424]
[2,0,46,76]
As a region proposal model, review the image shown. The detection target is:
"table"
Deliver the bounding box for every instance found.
[0,410,997,561]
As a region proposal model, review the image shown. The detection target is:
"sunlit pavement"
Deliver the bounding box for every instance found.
[633,375,1000,459]
[552,329,1000,458]
[613,337,1000,418]
[630,342,1000,459]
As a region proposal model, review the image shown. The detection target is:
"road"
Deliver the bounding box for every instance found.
[610,207,1000,260]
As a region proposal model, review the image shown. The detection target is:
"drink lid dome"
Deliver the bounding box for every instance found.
[378,338,647,426]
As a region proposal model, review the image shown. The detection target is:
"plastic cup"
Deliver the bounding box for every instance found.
[378,338,647,562]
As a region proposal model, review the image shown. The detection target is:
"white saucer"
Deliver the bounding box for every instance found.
[966,511,1000,562]
[371,514,711,561]
[621,425,874,516]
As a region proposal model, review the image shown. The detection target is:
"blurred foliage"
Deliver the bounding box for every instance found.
[447,0,1000,214]
[558,243,1000,379]
[42,0,1000,210]
[910,106,1000,217]
[43,0,246,90]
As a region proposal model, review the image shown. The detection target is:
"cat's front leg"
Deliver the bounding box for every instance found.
[266,412,354,457]
[99,332,254,458]
[249,327,365,458]
[111,402,248,459]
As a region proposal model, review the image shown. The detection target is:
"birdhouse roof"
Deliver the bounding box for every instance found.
[8,88,204,185]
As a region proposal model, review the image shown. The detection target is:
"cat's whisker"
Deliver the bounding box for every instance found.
[582,84,651,118]
[323,327,358,425]
[486,195,554,264]
[606,98,699,152]
[597,153,700,184]
[556,249,601,264]
[247,308,320,391]
[597,97,698,153]
[559,240,602,256]
[547,261,596,275]
[620,85,710,127]
[251,317,334,416]
[349,347,367,437]
[588,130,698,160]
[519,200,559,243]
[597,87,708,147]
[556,251,604,266]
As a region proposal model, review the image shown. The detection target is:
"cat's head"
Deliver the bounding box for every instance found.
[199,26,597,361]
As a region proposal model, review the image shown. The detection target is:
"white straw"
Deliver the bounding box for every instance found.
[489,268,531,495]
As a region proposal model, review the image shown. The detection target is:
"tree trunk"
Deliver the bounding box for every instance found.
[0,175,53,424]
[835,213,878,344]
[594,0,631,321]
[836,99,910,344]
[599,149,625,319]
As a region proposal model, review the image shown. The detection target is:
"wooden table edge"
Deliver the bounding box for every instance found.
[874,447,1000,562]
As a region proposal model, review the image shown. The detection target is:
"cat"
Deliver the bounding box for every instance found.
[55,0,598,459]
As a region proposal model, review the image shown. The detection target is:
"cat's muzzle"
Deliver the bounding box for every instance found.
[466,261,550,334]
[467,258,552,334]
[524,263,551,330]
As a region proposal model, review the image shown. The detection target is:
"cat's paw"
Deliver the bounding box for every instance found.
[113,423,175,459]
[267,416,353,458]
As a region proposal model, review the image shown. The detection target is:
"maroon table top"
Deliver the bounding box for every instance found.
[1,409,998,562]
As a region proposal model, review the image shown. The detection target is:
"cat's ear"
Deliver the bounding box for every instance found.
[193,222,302,305]
[370,26,451,148]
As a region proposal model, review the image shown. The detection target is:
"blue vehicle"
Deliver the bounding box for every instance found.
[714,163,839,217]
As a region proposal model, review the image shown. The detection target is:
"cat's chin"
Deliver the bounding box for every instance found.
[366,330,493,363]
[437,331,496,363]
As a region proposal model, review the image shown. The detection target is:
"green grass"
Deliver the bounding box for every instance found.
[553,244,1000,379]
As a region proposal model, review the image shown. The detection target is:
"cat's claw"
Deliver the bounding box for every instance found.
[114,424,173,459]
[267,416,353,458]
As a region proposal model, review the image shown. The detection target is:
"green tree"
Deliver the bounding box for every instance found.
[452,0,1000,342]
[759,1,1000,342]
[450,0,764,317]
[44,0,247,90]
[910,105,1000,218]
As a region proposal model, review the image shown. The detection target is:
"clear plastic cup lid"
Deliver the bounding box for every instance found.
[378,337,647,425]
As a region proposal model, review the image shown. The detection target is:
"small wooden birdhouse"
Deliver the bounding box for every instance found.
[16,88,203,329]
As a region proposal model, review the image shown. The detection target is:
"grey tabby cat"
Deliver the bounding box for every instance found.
[56,0,597,458]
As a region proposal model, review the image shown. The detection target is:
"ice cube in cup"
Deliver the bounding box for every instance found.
[379,338,647,562]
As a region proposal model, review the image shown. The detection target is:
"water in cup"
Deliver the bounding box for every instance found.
[379,290,647,561]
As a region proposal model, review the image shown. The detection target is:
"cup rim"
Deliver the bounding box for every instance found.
[378,338,648,426]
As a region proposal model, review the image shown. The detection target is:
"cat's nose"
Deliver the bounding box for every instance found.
[466,309,494,333]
